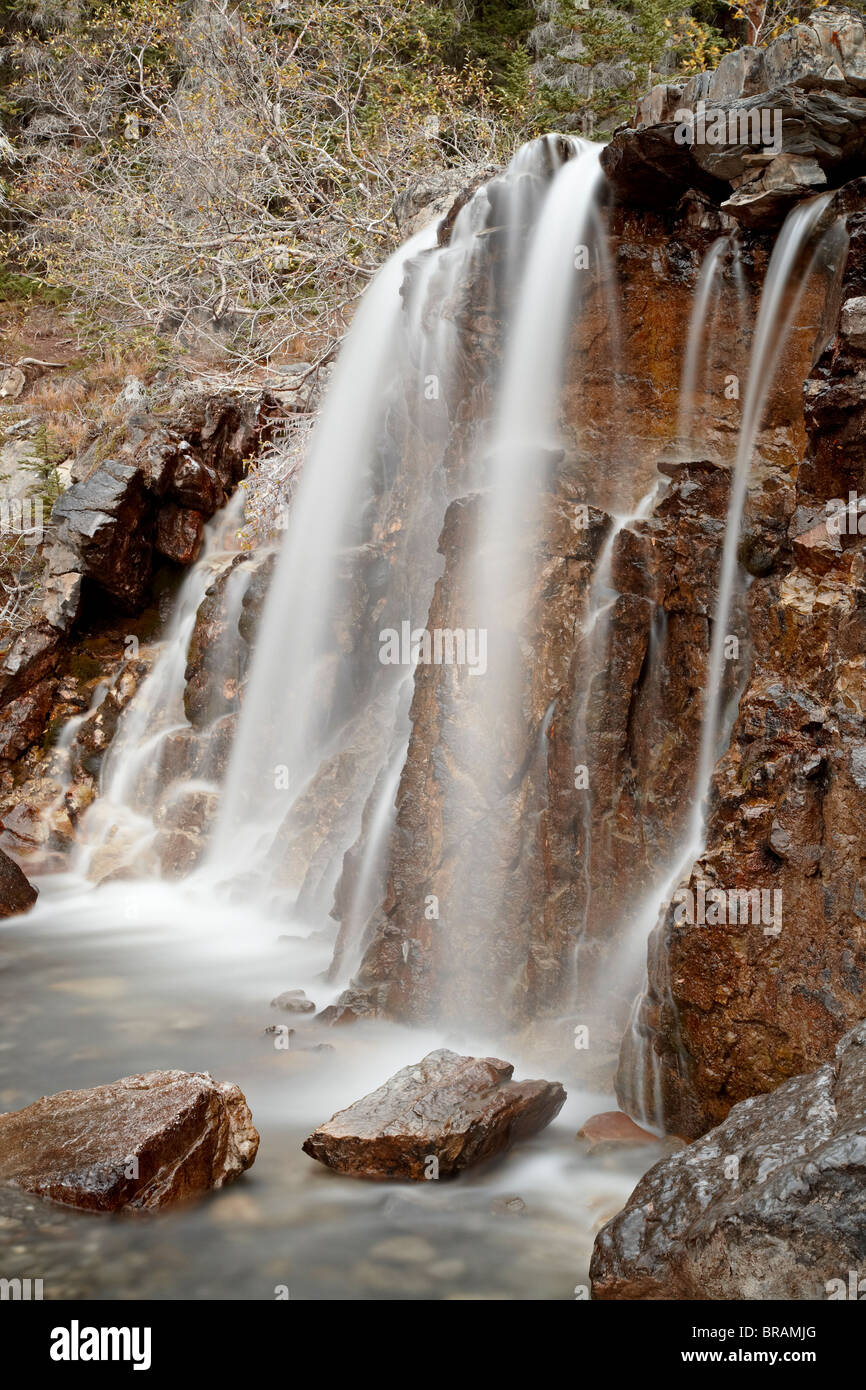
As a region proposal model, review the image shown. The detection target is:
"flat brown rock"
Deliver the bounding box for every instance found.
[0,1070,259,1212]
[302,1048,566,1180]
[577,1110,659,1152]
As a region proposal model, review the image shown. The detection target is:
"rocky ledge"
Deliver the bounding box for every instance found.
[603,7,866,227]
[303,1048,566,1180]
[0,1070,259,1212]
[592,1019,866,1300]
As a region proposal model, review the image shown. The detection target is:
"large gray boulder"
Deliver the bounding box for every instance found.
[591,1019,866,1300]
[51,457,151,612]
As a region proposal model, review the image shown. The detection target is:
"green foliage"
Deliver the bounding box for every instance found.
[431,0,537,109]
[0,267,69,305]
[30,420,65,510]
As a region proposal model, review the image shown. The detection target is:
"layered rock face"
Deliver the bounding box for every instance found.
[620,192,866,1137]
[593,1019,866,1299]
[605,8,866,228]
[0,1070,259,1212]
[45,390,265,628]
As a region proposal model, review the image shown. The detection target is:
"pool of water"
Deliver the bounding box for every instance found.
[0,875,662,1300]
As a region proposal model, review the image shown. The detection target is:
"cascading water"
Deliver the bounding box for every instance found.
[693,194,835,816]
[72,495,248,880]
[431,141,611,1023]
[205,224,440,886]
[675,237,727,452]
[202,141,565,913]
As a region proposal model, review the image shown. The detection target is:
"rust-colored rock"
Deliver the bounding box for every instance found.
[0,1070,259,1211]
[336,183,823,1044]
[155,503,205,565]
[302,1048,565,1180]
[577,1111,658,1152]
[0,678,58,760]
[0,622,63,710]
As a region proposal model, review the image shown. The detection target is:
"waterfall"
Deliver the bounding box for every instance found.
[72,496,247,880]
[427,141,609,1022]
[202,142,554,904]
[21,135,843,1097]
[204,224,440,886]
[675,237,727,452]
[692,194,834,821]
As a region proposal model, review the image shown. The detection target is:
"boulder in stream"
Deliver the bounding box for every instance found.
[0,1070,259,1212]
[302,1048,566,1180]
[591,1020,866,1300]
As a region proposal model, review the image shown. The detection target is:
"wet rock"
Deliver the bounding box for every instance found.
[154,828,203,879]
[346,195,800,1034]
[73,672,144,778]
[620,198,866,1138]
[183,560,249,727]
[0,847,38,917]
[170,456,221,513]
[604,11,866,226]
[39,390,267,639]
[155,787,218,836]
[0,1070,259,1212]
[601,123,726,210]
[0,678,58,760]
[394,165,497,239]
[155,503,205,564]
[0,801,46,851]
[0,622,63,709]
[840,292,866,348]
[722,152,828,228]
[302,1049,566,1180]
[592,1020,866,1300]
[41,546,83,632]
[791,515,843,573]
